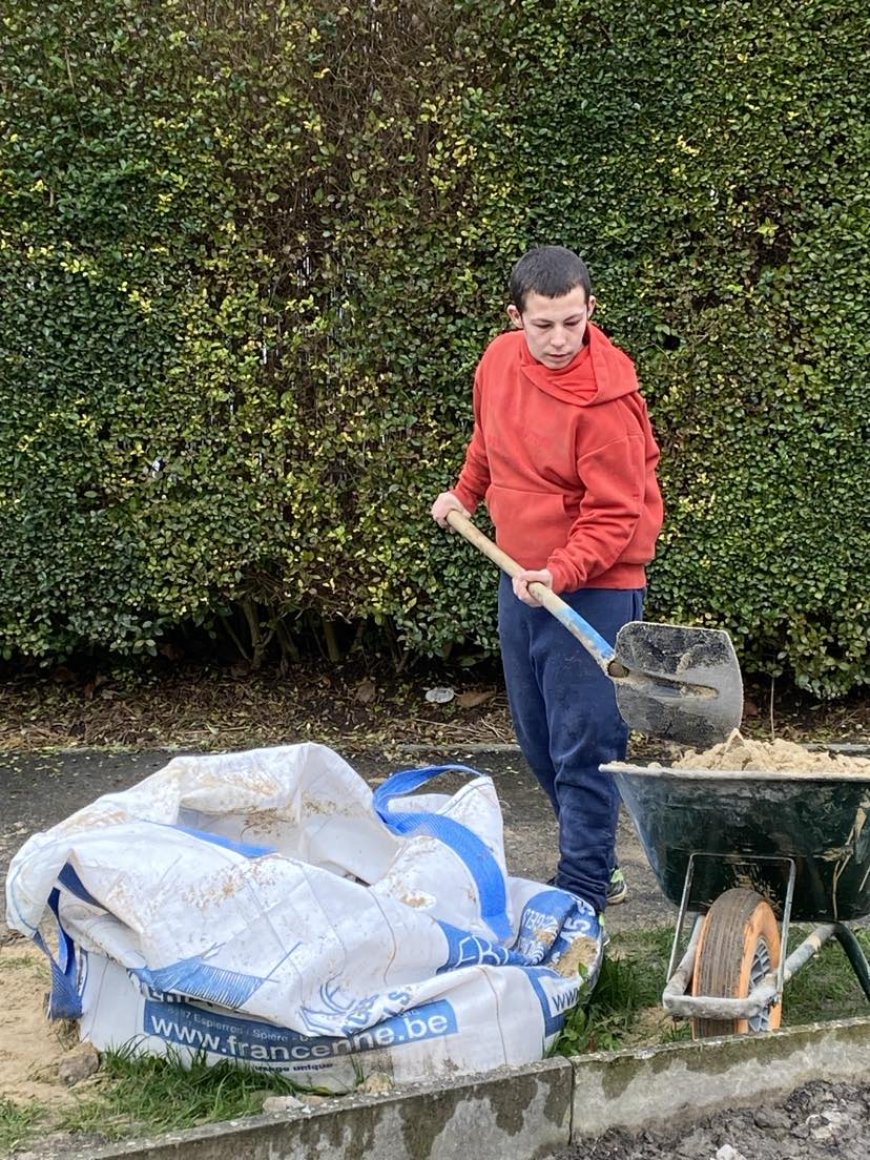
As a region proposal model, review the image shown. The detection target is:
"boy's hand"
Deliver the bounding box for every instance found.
[431,492,470,529]
[513,569,554,606]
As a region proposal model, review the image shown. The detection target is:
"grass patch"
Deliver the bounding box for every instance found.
[1,1050,329,1153]
[0,1097,47,1155]
[555,925,689,1055]
[782,925,870,1024]
[54,1048,317,1144]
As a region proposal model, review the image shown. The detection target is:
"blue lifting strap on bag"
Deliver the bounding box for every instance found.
[373,764,512,943]
[38,887,84,1020]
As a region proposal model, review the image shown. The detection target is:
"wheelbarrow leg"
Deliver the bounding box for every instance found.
[833,924,870,1002]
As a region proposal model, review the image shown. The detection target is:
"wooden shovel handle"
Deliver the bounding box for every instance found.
[444,510,616,672]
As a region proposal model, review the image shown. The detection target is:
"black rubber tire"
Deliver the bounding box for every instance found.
[691,887,782,1039]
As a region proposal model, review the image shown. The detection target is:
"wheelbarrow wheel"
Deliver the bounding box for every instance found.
[691,887,782,1039]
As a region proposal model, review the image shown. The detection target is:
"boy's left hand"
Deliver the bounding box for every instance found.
[512,569,554,607]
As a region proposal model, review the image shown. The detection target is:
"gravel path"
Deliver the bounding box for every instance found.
[552,1080,870,1159]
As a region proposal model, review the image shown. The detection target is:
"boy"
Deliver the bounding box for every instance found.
[431,245,663,915]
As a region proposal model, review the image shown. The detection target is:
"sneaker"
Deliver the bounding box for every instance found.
[607,866,628,905]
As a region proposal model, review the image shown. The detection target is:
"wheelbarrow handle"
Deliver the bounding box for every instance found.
[445,511,619,674]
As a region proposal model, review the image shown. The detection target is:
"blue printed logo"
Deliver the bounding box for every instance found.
[143,997,458,1067]
[437,921,515,971]
[525,967,582,1037]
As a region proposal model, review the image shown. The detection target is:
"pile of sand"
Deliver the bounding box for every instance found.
[673,732,870,774]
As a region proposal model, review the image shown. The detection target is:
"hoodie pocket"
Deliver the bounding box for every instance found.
[485,485,572,567]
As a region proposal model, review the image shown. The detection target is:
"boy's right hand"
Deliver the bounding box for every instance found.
[431,492,470,529]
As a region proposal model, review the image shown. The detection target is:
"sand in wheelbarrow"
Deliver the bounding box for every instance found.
[670,733,870,774]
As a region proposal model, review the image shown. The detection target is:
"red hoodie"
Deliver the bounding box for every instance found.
[451,324,664,594]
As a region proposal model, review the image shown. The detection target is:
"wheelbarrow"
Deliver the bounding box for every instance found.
[603,759,870,1037]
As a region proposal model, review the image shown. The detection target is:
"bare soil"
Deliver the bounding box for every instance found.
[558,1080,870,1159]
[1,658,868,756]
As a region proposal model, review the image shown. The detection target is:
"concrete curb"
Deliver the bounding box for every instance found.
[79,1016,870,1159]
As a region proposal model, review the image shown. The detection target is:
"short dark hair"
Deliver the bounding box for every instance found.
[509,245,593,312]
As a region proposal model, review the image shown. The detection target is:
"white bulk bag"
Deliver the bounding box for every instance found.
[5,743,603,1091]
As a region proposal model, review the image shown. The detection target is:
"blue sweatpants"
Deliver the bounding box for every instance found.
[498,575,644,914]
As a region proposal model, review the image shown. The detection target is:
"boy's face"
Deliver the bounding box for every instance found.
[507,287,596,370]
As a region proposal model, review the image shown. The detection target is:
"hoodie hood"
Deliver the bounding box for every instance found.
[518,322,639,406]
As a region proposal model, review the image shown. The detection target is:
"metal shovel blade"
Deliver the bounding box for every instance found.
[611,622,744,748]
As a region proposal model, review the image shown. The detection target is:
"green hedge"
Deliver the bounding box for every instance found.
[1,0,867,696]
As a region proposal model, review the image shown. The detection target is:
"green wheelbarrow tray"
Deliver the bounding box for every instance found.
[604,763,870,923]
[602,762,870,1028]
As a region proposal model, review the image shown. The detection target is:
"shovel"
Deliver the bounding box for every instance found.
[445,511,743,748]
